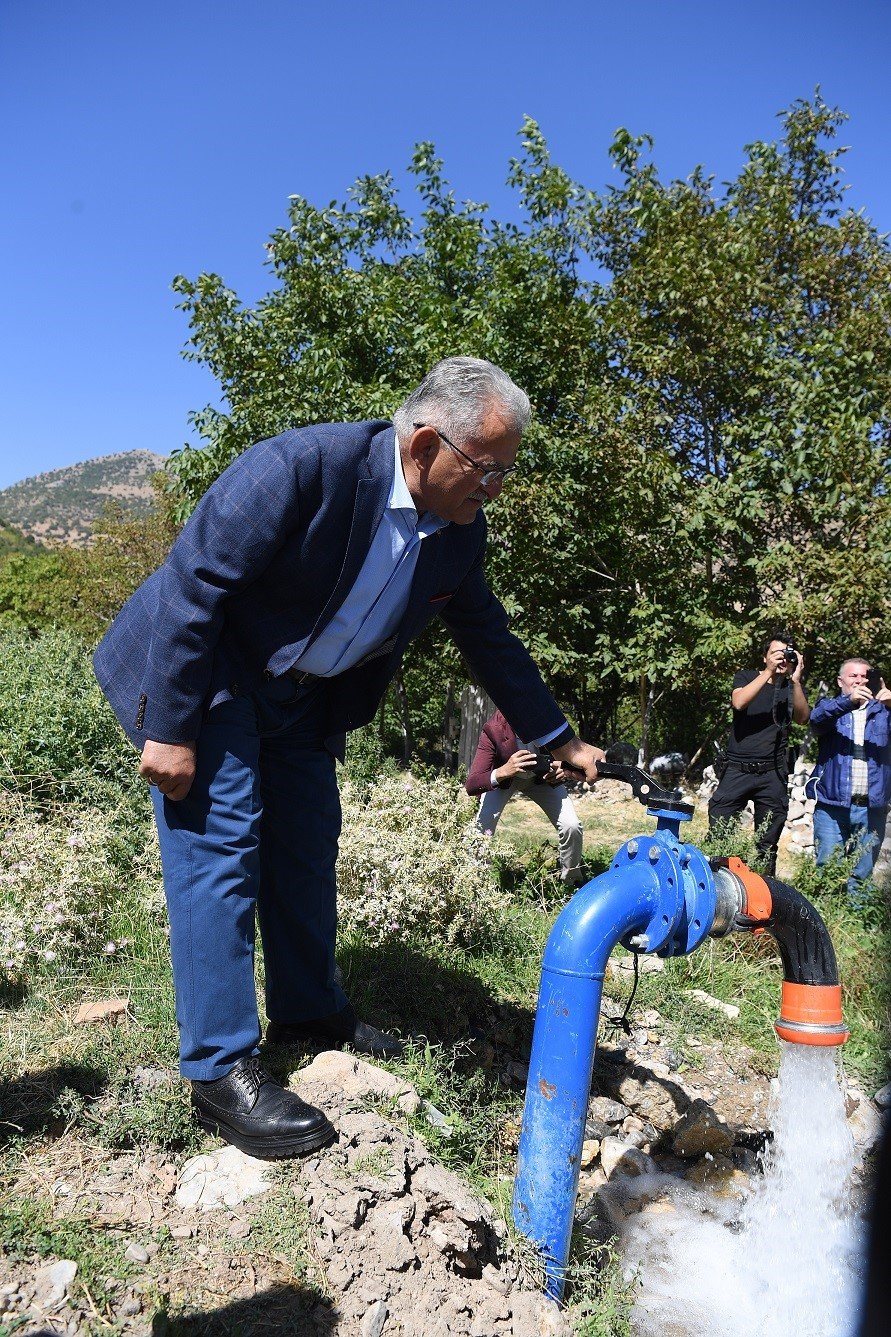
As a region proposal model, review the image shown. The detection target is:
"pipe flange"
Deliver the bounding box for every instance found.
[709,865,746,937]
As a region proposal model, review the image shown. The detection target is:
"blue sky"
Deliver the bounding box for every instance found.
[1,0,888,491]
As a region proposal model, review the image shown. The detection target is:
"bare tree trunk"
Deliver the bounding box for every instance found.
[393,671,413,765]
[442,680,457,770]
[458,685,494,771]
[639,681,665,767]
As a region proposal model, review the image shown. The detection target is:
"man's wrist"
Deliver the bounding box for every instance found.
[547,724,577,752]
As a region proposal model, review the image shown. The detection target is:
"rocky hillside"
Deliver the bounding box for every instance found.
[0,450,167,546]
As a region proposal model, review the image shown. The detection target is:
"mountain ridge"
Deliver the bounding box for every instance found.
[0,449,168,546]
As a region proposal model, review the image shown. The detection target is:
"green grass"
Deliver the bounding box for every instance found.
[0,1195,147,1316]
[1,776,888,1337]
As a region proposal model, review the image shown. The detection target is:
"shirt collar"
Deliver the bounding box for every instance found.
[389,434,417,514]
[391,434,449,533]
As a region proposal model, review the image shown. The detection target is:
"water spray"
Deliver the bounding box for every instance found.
[512,762,849,1301]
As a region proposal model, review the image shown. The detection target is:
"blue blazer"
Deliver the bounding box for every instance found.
[93,421,568,756]
[808,694,891,809]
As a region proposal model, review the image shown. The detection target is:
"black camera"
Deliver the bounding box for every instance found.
[532,751,553,782]
[783,645,799,670]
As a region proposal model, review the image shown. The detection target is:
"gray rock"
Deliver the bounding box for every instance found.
[360,1299,389,1337]
[482,1263,511,1296]
[616,1073,687,1130]
[599,1137,634,1178]
[600,1138,656,1179]
[132,1066,174,1090]
[671,1101,734,1158]
[612,1147,657,1179]
[686,988,740,1021]
[587,1096,630,1126]
[874,1082,891,1110]
[293,1049,421,1114]
[847,1096,884,1152]
[124,1242,149,1264]
[176,1144,272,1210]
[33,1260,77,1310]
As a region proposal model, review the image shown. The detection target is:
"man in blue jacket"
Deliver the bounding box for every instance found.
[94,357,604,1159]
[809,658,891,904]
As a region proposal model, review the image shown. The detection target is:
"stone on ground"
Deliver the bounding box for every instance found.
[33,1260,77,1311]
[175,1144,272,1210]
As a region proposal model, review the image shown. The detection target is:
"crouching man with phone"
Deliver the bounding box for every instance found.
[466,709,586,887]
[808,658,891,905]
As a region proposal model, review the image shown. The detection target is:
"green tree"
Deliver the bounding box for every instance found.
[166,96,891,761]
[587,94,891,753]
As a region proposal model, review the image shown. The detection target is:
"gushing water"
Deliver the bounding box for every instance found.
[621,1043,867,1336]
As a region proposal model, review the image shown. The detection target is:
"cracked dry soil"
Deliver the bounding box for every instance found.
[3,1023,877,1336]
[1,1053,570,1337]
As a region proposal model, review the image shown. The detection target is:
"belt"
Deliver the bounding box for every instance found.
[850,794,869,806]
[284,667,321,686]
[728,758,777,775]
[281,636,399,685]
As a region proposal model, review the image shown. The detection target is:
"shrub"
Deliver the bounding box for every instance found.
[337,770,503,947]
[340,722,400,796]
[699,815,770,873]
[0,625,136,803]
[0,791,158,986]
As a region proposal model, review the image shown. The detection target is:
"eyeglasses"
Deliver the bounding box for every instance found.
[412,423,517,488]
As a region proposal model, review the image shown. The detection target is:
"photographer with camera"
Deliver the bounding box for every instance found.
[708,633,810,875]
[808,658,891,905]
[466,708,586,886]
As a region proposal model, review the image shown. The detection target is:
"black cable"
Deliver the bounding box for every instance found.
[618,949,641,1035]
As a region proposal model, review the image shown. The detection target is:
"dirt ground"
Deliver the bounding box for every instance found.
[497,786,800,883]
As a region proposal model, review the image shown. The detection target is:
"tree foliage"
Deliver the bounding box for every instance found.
[0,488,177,642]
[161,96,891,757]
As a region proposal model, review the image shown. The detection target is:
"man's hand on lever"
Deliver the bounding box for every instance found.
[549,739,605,785]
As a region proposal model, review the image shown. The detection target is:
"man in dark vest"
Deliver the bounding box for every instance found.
[94,357,604,1159]
[708,633,810,875]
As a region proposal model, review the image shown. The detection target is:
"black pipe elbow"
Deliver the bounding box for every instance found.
[762,876,840,986]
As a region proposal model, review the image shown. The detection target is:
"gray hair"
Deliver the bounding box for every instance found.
[392,356,531,445]
[839,657,870,675]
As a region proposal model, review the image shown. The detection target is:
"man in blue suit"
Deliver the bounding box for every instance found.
[94,357,604,1158]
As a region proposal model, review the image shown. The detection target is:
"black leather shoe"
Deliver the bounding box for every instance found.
[191,1055,336,1159]
[266,1004,404,1060]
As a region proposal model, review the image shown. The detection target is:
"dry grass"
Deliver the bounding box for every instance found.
[496,786,802,883]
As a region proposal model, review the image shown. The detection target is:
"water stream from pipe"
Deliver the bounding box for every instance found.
[620,1043,867,1336]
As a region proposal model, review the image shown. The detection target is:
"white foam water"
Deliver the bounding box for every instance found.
[621,1042,868,1337]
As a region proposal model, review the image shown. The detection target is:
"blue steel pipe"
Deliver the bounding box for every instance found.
[513,822,719,1300]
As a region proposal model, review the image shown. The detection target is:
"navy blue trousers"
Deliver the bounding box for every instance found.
[151,677,348,1080]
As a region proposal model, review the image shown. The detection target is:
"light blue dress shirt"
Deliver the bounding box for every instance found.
[293,435,447,677]
[294,436,568,750]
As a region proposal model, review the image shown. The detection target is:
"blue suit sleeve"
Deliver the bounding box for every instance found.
[809,694,855,736]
